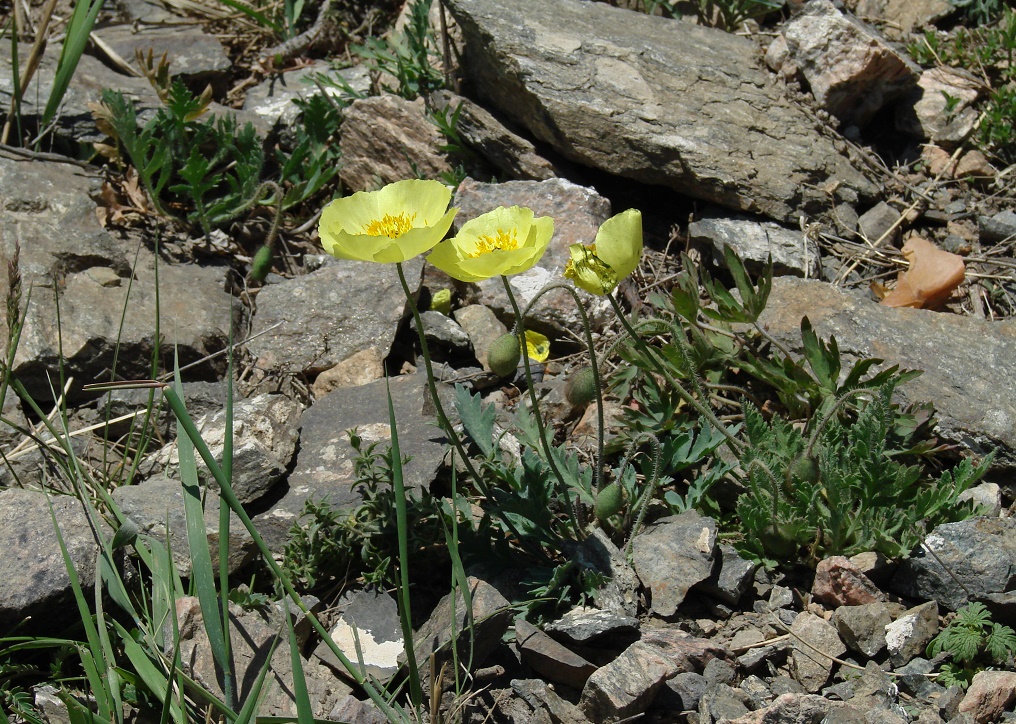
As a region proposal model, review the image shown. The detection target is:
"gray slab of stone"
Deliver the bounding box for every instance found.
[244,62,370,130]
[511,678,590,724]
[665,671,708,712]
[101,380,228,442]
[516,619,597,690]
[564,521,640,618]
[857,201,901,245]
[147,393,301,505]
[453,304,508,371]
[689,215,820,279]
[172,596,350,718]
[247,257,421,377]
[445,0,876,224]
[316,589,403,684]
[755,278,1016,470]
[697,543,760,606]
[891,517,1016,611]
[789,612,847,693]
[451,177,612,338]
[848,0,953,39]
[579,640,675,722]
[767,0,920,127]
[405,576,511,685]
[700,684,751,722]
[0,488,108,629]
[251,374,448,552]
[92,25,231,90]
[0,158,238,402]
[979,210,1016,245]
[113,474,256,577]
[412,310,472,354]
[630,511,718,617]
[543,606,639,647]
[833,603,902,658]
[0,48,271,143]
[430,90,558,181]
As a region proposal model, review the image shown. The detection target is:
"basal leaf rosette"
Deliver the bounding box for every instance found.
[318,179,457,263]
[564,208,643,295]
[426,206,554,282]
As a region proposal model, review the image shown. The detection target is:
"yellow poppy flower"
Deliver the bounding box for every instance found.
[564,209,643,295]
[426,206,554,282]
[318,179,457,263]
[525,330,550,363]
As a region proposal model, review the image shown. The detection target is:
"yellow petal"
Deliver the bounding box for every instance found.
[593,209,643,280]
[525,330,550,362]
[427,206,554,282]
[318,179,455,263]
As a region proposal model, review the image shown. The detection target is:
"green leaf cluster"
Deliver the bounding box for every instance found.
[736,383,990,566]
[99,83,265,235]
[928,602,1016,688]
[351,0,445,100]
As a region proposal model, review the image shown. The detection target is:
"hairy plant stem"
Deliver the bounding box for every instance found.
[395,263,537,554]
[500,276,582,537]
[520,281,605,494]
[608,294,743,456]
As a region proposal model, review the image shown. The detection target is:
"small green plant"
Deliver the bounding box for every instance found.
[94,55,266,237]
[950,0,1007,25]
[217,0,310,41]
[283,429,451,590]
[736,383,990,566]
[272,93,343,212]
[928,602,1016,688]
[352,0,445,99]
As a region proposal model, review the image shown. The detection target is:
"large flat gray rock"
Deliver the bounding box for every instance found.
[0,157,238,402]
[445,0,877,223]
[247,257,421,377]
[756,278,1016,470]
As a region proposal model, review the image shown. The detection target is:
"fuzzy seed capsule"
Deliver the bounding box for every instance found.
[487,333,522,378]
[250,245,273,283]
[565,366,597,407]
[594,482,625,520]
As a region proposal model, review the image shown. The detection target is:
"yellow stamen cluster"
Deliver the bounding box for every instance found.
[469,228,518,257]
[364,212,417,239]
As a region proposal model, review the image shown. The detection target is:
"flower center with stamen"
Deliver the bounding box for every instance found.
[469,228,519,258]
[364,212,416,238]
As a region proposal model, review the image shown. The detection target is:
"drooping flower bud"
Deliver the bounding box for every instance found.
[565,366,597,407]
[487,333,521,378]
[594,482,625,520]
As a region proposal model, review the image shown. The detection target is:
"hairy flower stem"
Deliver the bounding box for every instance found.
[395,263,537,553]
[501,276,583,537]
[608,294,743,456]
[521,282,605,494]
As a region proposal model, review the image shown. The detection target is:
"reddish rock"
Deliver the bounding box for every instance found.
[958,670,1016,723]
[812,556,885,607]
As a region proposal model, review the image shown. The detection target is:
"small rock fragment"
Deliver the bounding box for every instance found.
[813,555,885,606]
[958,670,1016,723]
[789,612,847,692]
[885,601,938,667]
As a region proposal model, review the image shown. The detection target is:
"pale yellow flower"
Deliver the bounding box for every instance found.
[318,179,456,263]
[426,206,553,282]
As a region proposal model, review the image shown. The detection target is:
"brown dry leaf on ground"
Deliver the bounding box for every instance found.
[880,236,966,309]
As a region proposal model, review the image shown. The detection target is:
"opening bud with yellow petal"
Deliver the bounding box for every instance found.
[525,330,550,363]
[318,179,457,263]
[426,205,554,282]
[564,208,643,295]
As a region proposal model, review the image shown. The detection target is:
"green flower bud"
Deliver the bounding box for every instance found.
[249,245,273,283]
[565,367,597,407]
[594,482,625,520]
[487,333,521,378]
[791,454,820,484]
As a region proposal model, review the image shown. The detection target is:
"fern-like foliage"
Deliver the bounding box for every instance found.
[928,602,1016,688]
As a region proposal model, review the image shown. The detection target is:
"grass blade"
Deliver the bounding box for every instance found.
[172,362,231,708]
[386,378,422,710]
[40,0,106,137]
